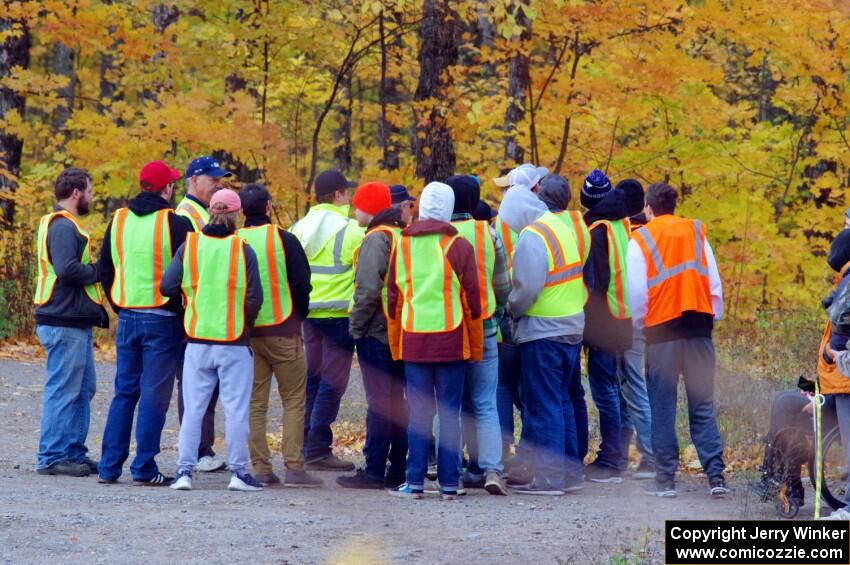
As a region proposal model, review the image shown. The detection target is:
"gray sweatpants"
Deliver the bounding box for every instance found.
[178,343,254,475]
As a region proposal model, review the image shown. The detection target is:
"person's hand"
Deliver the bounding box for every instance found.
[802,401,814,415]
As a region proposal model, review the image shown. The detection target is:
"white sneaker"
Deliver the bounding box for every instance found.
[228,473,264,492]
[196,455,226,472]
[170,473,192,491]
[821,508,850,520]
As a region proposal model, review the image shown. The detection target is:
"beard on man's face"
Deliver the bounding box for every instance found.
[77,198,91,216]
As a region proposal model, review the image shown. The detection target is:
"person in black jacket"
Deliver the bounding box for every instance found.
[34,167,108,477]
[96,160,191,486]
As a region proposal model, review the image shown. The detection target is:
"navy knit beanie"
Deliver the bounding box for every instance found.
[581,169,613,209]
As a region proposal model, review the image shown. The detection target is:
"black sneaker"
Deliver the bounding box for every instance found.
[563,475,585,493]
[384,474,406,490]
[585,460,623,484]
[78,457,99,474]
[284,468,323,488]
[254,472,281,486]
[462,471,485,489]
[511,481,565,496]
[304,454,355,472]
[631,459,656,480]
[709,475,730,497]
[644,478,677,498]
[133,472,173,487]
[336,469,385,490]
[36,460,90,477]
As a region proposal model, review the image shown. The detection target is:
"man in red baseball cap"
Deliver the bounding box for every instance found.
[95,160,192,486]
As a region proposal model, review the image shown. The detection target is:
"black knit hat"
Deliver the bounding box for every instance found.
[581,169,613,209]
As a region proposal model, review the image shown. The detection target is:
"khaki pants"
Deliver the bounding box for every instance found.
[249,335,307,474]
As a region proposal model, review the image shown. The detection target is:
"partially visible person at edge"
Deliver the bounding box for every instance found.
[33,168,108,477]
[827,208,850,273]
[578,169,638,483]
[386,181,484,500]
[499,186,586,496]
[161,189,265,492]
[446,174,510,495]
[290,170,365,471]
[627,182,727,499]
[338,182,409,490]
[237,184,322,488]
[173,156,232,473]
[390,184,416,225]
[96,161,190,486]
[615,178,656,481]
[534,173,589,478]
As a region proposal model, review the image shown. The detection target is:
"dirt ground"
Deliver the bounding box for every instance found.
[0,358,784,564]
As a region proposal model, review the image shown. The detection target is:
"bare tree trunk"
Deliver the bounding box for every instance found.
[52,42,75,133]
[143,4,179,102]
[503,0,532,165]
[378,12,402,170]
[333,69,353,172]
[0,13,29,225]
[414,0,457,182]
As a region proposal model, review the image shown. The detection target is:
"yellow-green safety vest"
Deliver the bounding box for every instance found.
[181,232,248,341]
[176,197,209,232]
[521,211,586,318]
[588,219,631,319]
[394,233,463,333]
[553,210,591,264]
[452,219,496,319]
[109,208,173,308]
[237,224,293,327]
[34,210,103,306]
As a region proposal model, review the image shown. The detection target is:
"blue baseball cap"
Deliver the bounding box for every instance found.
[390,184,416,204]
[185,156,232,179]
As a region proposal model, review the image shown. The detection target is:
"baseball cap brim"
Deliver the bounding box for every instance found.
[493,174,511,188]
[168,167,182,181]
[204,167,232,178]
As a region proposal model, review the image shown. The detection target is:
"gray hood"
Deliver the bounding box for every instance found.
[498,186,547,232]
[537,174,571,212]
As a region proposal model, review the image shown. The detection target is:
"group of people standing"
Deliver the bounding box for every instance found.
[33,155,729,499]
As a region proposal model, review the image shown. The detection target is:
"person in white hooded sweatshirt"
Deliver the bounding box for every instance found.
[499,187,586,496]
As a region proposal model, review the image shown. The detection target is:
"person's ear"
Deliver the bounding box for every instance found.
[266,200,273,216]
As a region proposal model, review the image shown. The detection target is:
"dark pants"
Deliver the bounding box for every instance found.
[519,339,582,489]
[99,311,183,480]
[177,343,217,459]
[570,357,589,461]
[356,336,408,482]
[646,337,725,482]
[303,317,354,461]
[497,337,523,453]
[587,345,623,468]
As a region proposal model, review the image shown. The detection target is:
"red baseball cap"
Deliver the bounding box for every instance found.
[140,160,182,192]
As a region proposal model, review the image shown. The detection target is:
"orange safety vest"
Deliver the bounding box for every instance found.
[817,262,850,395]
[632,214,713,328]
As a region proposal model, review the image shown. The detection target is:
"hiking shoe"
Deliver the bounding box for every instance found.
[79,457,99,474]
[563,475,585,493]
[304,454,355,472]
[484,471,508,496]
[709,476,730,498]
[283,468,323,488]
[505,464,533,488]
[644,479,677,498]
[196,455,226,473]
[133,472,172,487]
[336,469,385,490]
[389,482,424,499]
[36,460,90,477]
[585,461,623,484]
[462,471,485,489]
[254,472,281,486]
[631,460,656,480]
[384,474,406,490]
[170,472,192,491]
[228,473,264,492]
[511,481,565,496]
[821,507,850,520]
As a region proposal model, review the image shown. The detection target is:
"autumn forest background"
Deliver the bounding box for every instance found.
[1,0,849,403]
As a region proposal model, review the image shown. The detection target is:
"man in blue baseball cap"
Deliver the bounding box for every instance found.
[174,155,232,474]
[390,185,416,224]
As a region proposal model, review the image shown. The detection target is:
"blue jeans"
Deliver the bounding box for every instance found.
[497,331,523,452]
[519,339,582,488]
[461,335,503,473]
[303,317,354,461]
[36,325,97,469]
[356,337,408,482]
[405,361,465,490]
[99,311,183,481]
[646,337,725,482]
[618,331,653,468]
[587,345,623,468]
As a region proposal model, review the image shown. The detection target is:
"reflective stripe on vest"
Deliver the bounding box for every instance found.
[554,210,591,263]
[237,225,293,327]
[395,233,463,333]
[632,215,713,328]
[452,219,496,319]
[495,216,517,270]
[350,225,399,316]
[588,218,631,320]
[34,211,103,306]
[109,208,172,308]
[311,227,352,275]
[181,232,248,341]
[176,198,209,231]
[521,211,586,318]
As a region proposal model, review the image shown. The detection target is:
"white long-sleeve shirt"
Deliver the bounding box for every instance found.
[627,235,723,330]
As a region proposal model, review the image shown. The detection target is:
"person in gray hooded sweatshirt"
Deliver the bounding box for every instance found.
[499,187,586,495]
